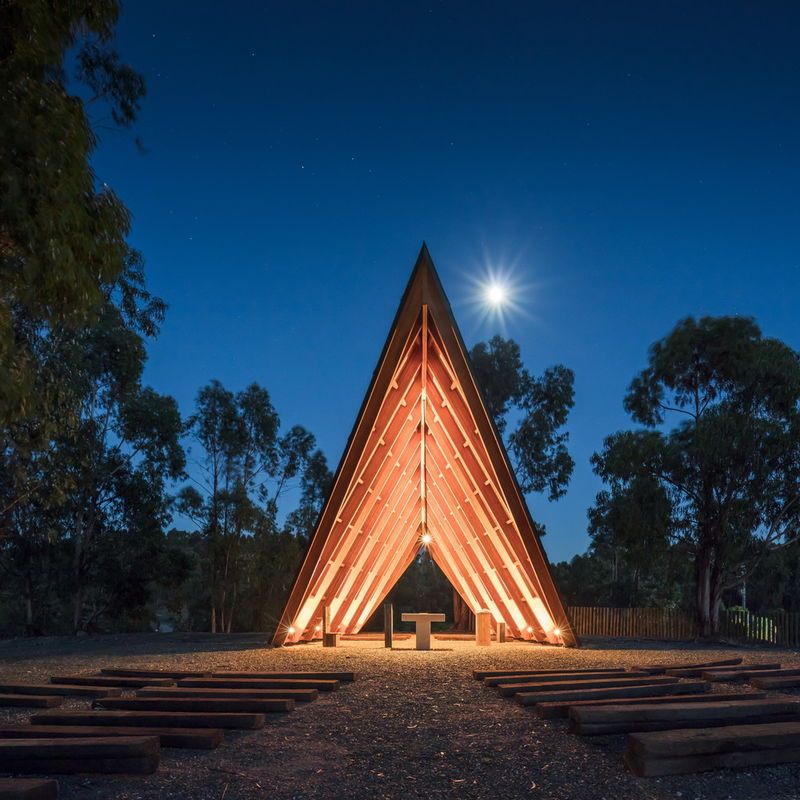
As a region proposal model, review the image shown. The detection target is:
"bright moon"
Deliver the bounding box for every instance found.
[485,282,507,307]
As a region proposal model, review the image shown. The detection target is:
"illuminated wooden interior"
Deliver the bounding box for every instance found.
[273,246,577,647]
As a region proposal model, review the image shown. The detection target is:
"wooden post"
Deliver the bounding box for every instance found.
[497,622,507,643]
[476,610,492,646]
[383,603,393,648]
[322,605,338,648]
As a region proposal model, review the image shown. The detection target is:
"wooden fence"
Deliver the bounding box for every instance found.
[569,607,694,641]
[718,608,800,648]
[568,606,800,647]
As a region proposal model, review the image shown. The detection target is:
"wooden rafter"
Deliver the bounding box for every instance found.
[273,245,577,646]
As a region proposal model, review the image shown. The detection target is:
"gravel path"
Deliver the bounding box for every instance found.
[1,633,799,799]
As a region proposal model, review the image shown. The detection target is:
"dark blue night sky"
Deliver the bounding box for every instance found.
[93,1,800,562]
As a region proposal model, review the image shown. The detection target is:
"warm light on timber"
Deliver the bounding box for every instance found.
[485,282,507,307]
[530,597,555,634]
[272,249,575,647]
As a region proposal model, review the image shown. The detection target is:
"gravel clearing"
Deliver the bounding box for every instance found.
[1,633,800,799]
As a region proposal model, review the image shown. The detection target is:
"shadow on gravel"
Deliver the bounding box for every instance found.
[579,637,781,652]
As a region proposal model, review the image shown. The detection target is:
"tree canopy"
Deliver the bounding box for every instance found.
[0,3,335,637]
[590,316,800,634]
[177,380,332,633]
[470,335,575,504]
[4,4,796,640]
[1,0,145,421]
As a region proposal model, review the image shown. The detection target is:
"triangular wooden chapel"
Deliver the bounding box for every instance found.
[273,246,577,647]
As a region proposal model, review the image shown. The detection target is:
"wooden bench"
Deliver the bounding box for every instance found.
[534,690,767,719]
[473,668,624,680]
[100,669,211,679]
[0,724,222,750]
[0,695,62,709]
[0,778,58,799]
[32,710,265,730]
[664,662,780,678]
[569,699,800,735]
[751,674,800,690]
[628,658,741,675]
[137,686,318,702]
[177,677,339,691]
[703,667,800,683]
[484,670,648,687]
[0,683,120,699]
[211,671,355,682]
[496,675,678,698]
[625,720,800,776]
[515,681,709,707]
[51,675,175,688]
[0,736,159,775]
[94,697,294,714]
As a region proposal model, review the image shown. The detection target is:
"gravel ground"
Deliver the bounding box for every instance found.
[1,633,800,800]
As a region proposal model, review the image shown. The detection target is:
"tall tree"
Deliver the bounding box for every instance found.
[551,553,615,607]
[180,381,254,634]
[0,256,183,633]
[587,477,678,607]
[179,381,331,633]
[592,316,800,636]
[470,335,576,505]
[282,450,333,542]
[1,1,145,423]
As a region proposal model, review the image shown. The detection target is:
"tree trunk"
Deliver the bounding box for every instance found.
[217,542,231,634]
[24,573,34,636]
[218,584,227,634]
[452,589,474,632]
[72,503,93,635]
[224,585,237,633]
[631,567,640,608]
[72,533,84,634]
[209,556,219,633]
[710,565,724,636]
[72,583,84,634]
[695,548,713,637]
[711,588,723,635]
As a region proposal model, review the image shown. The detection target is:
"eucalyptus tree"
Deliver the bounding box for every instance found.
[0,255,183,633]
[470,335,575,504]
[283,450,334,542]
[587,477,678,607]
[591,316,800,636]
[1,0,145,423]
[180,381,331,633]
[50,258,182,632]
[242,448,333,631]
